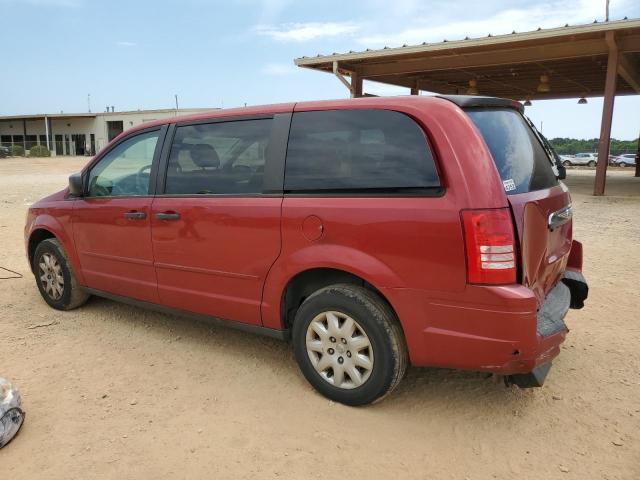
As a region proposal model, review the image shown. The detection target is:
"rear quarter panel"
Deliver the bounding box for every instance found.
[261,195,466,330]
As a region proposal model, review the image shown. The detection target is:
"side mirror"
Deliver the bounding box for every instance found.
[68,172,84,197]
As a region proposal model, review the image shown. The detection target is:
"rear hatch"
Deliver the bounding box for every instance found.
[464,106,572,304]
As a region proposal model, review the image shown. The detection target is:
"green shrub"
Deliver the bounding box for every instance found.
[10,145,25,156]
[28,144,51,157]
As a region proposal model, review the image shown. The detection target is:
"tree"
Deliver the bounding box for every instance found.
[548,137,638,156]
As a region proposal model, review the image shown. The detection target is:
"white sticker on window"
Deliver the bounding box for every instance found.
[503,179,516,192]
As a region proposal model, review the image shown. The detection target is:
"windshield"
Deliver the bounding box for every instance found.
[465,108,558,195]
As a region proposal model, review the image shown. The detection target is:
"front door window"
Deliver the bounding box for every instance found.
[87,130,159,197]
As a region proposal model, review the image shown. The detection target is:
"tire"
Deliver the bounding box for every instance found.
[588,160,596,167]
[618,162,626,168]
[562,160,571,166]
[292,284,408,406]
[33,238,89,310]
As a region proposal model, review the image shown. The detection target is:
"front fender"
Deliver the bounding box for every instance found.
[260,244,404,330]
[28,210,85,285]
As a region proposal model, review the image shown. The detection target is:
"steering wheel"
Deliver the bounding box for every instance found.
[111,183,127,196]
[91,183,112,197]
[88,176,113,197]
[136,165,152,194]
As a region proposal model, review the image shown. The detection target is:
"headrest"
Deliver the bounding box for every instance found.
[190,143,220,168]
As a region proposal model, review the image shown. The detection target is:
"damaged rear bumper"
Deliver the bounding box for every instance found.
[506,270,589,387]
[562,269,588,309]
[388,248,589,381]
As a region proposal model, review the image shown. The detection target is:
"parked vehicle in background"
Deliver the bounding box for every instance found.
[565,152,598,167]
[559,154,574,164]
[0,146,9,158]
[613,153,637,167]
[24,95,589,405]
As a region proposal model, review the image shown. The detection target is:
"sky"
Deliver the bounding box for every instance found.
[0,0,638,140]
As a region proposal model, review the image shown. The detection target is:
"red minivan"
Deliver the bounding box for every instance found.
[25,95,588,405]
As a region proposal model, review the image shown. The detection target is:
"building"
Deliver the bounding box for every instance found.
[0,108,215,156]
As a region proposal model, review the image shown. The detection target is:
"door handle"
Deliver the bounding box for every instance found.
[123,211,147,220]
[155,212,181,221]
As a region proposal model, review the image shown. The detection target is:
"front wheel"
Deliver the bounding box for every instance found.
[618,162,626,167]
[292,284,407,406]
[562,160,571,166]
[33,238,89,310]
[588,160,596,167]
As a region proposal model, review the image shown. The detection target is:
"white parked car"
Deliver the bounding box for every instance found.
[613,153,637,167]
[563,153,598,167]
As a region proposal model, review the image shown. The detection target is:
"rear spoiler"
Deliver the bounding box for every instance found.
[437,95,524,113]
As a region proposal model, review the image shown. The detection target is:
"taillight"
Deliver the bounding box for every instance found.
[461,208,516,285]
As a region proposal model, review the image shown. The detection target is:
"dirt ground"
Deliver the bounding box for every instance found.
[1,157,639,479]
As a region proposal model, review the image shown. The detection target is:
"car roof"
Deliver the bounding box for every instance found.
[122,94,523,138]
[122,102,296,135]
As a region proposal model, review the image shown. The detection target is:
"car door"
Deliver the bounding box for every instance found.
[150,114,289,325]
[72,126,166,303]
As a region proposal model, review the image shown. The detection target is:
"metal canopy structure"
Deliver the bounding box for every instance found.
[295,18,640,195]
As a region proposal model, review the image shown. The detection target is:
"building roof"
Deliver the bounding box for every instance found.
[0,113,96,121]
[295,18,640,100]
[0,108,216,122]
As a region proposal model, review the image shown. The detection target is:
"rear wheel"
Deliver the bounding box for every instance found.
[588,160,596,167]
[33,238,89,310]
[618,162,626,167]
[292,284,407,406]
[562,160,571,166]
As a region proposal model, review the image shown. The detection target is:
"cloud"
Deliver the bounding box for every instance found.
[255,22,359,42]
[116,41,137,47]
[355,0,614,47]
[261,63,297,76]
[255,0,291,24]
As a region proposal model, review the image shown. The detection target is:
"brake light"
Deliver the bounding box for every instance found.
[461,208,516,284]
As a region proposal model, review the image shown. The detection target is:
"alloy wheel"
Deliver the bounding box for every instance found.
[38,253,64,300]
[305,311,374,389]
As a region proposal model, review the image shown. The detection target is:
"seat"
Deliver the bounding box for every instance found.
[165,143,221,194]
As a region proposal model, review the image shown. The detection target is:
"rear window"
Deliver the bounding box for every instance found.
[284,109,440,193]
[465,108,558,194]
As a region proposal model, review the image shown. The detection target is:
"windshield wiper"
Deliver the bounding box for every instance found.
[524,115,563,178]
